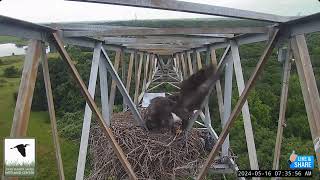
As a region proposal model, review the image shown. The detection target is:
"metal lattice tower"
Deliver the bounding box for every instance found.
[1,0,320,179]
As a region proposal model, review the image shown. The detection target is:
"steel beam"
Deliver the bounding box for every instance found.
[210,48,224,120]
[99,54,111,124]
[121,52,127,111]
[180,53,188,79]
[147,55,155,86]
[174,54,182,80]
[48,23,155,31]
[67,0,289,22]
[51,32,138,179]
[230,40,259,170]
[139,54,150,102]
[0,15,53,41]
[222,54,233,158]
[291,35,320,168]
[125,53,135,96]
[182,33,270,54]
[282,12,320,36]
[41,43,65,180]
[10,40,41,137]
[272,47,292,171]
[76,42,101,180]
[63,26,269,37]
[197,29,280,179]
[192,50,198,72]
[104,36,226,45]
[147,82,165,92]
[186,52,194,75]
[134,53,144,105]
[196,51,203,70]
[109,50,122,114]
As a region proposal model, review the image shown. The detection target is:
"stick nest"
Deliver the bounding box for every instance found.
[86,109,218,180]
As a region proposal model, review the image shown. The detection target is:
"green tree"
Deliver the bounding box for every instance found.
[3,66,20,78]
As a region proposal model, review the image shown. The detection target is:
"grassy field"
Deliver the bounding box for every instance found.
[0,55,78,179]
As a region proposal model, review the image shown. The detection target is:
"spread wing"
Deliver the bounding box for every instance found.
[176,65,219,111]
[173,65,220,130]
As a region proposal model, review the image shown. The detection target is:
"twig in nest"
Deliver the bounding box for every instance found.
[87,109,223,179]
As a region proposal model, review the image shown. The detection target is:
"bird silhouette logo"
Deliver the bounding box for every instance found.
[10,144,29,157]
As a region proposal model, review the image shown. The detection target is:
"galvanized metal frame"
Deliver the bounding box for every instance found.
[230,40,259,170]
[41,42,66,180]
[272,46,292,172]
[76,42,102,180]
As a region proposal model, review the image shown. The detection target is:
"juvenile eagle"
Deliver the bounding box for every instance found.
[10,144,29,157]
[145,64,220,132]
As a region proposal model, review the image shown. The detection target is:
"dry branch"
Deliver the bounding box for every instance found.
[87,110,223,179]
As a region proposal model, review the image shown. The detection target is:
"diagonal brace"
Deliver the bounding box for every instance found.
[197,29,280,179]
[51,32,138,180]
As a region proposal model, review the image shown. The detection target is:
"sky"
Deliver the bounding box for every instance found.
[0,0,319,23]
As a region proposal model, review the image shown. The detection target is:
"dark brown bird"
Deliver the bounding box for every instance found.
[145,96,178,130]
[11,144,29,157]
[173,64,219,130]
[145,64,220,132]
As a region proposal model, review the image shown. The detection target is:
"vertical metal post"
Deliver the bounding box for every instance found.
[203,48,212,133]
[175,53,182,80]
[180,53,188,79]
[139,54,150,102]
[41,43,65,180]
[147,54,154,87]
[196,51,203,70]
[222,54,233,158]
[76,42,101,180]
[10,40,41,137]
[192,50,197,72]
[211,48,224,120]
[230,40,259,170]
[187,51,194,75]
[124,52,135,111]
[272,47,292,171]
[109,50,122,114]
[204,100,212,129]
[142,54,150,93]
[175,54,180,69]
[291,35,320,168]
[100,54,111,125]
[134,53,143,105]
[121,51,127,111]
[173,55,177,71]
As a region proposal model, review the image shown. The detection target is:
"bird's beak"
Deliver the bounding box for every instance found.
[171,113,182,122]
